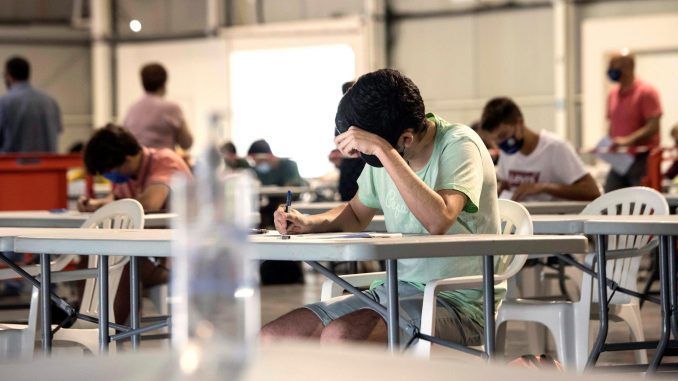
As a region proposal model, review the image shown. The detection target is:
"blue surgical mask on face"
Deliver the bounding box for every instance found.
[607,68,622,82]
[256,163,272,174]
[498,136,524,155]
[102,172,130,184]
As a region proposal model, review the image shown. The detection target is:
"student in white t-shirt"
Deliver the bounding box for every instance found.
[480,97,601,202]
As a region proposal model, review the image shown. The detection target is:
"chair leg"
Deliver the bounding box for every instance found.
[550,320,578,372]
[614,305,648,364]
[525,322,547,355]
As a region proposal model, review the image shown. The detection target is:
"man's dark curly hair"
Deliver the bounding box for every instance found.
[480,97,523,133]
[84,124,141,174]
[335,69,426,145]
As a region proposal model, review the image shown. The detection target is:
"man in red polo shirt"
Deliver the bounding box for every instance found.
[604,51,663,192]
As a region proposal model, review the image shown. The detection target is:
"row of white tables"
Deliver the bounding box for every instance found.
[1,210,677,372]
[294,195,678,217]
[0,227,588,359]
[0,210,176,229]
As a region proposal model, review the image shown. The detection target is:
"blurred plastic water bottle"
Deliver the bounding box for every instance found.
[171,113,259,378]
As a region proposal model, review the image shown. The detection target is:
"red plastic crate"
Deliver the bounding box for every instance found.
[0,153,83,211]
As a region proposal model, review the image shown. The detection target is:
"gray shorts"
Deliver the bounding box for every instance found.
[305,281,483,346]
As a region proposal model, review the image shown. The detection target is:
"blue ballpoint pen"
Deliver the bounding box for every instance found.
[282,190,292,239]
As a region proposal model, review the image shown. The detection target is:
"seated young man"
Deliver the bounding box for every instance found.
[260,69,500,345]
[78,123,192,323]
[480,97,600,202]
[78,123,192,213]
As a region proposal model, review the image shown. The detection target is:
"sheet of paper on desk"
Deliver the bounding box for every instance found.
[272,232,403,239]
[594,136,634,175]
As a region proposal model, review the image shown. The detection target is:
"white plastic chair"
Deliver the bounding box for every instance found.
[0,199,145,358]
[320,199,532,357]
[495,187,668,372]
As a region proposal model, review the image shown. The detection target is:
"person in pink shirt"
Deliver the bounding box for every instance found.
[77,124,192,213]
[123,63,193,151]
[77,124,192,323]
[604,51,663,192]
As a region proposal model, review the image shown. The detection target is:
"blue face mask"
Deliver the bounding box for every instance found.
[102,172,130,184]
[607,68,622,82]
[498,136,524,155]
[255,163,272,174]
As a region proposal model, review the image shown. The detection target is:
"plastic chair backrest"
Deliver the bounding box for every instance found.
[580,187,669,304]
[495,199,533,281]
[79,199,145,316]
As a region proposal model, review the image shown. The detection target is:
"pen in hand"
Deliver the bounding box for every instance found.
[282,190,292,240]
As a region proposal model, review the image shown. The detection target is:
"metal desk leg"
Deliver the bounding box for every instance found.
[483,255,495,359]
[669,236,678,340]
[587,235,608,369]
[40,253,51,355]
[98,255,109,353]
[386,259,399,352]
[649,236,671,372]
[130,257,140,350]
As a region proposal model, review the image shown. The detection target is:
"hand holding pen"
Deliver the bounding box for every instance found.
[282,190,292,240]
[273,190,311,237]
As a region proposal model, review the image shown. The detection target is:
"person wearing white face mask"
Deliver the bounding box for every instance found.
[247,139,306,285]
[247,139,304,188]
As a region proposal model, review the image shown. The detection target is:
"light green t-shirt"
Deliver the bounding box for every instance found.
[356,113,501,326]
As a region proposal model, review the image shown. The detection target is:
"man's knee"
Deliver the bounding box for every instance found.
[260,308,322,341]
[320,309,384,342]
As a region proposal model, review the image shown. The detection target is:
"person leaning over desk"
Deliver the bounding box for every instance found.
[260,68,500,346]
[77,124,192,323]
[480,97,600,202]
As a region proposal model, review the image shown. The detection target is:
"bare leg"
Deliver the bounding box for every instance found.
[260,308,324,342]
[320,309,387,344]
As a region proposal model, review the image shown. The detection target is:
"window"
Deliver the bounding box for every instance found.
[229,44,356,178]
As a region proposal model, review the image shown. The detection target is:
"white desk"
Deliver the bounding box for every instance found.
[520,201,588,215]
[259,186,311,197]
[0,210,175,229]
[522,214,678,372]
[10,228,587,359]
[583,215,678,236]
[251,233,588,262]
[14,228,173,257]
[582,215,678,372]
[531,215,593,235]
[251,232,587,355]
